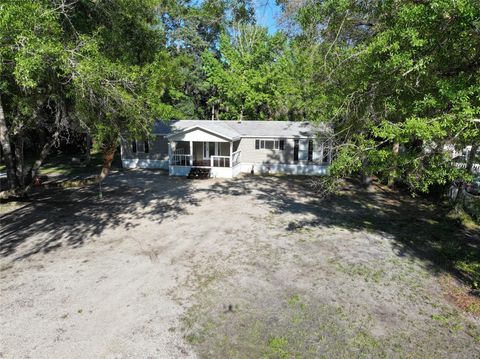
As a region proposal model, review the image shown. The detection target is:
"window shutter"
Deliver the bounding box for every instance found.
[132,141,137,153]
[308,140,313,161]
[294,139,299,162]
[255,140,259,150]
[144,140,149,153]
[279,140,285,150]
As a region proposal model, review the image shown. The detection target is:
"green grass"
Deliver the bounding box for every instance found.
[36,152,119,177]
[0,151,121,179]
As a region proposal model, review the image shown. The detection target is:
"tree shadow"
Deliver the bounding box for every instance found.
[1,170,478,288]
[202,175,480,286]
[0,170,199,261]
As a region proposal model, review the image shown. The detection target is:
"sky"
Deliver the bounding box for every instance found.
[254,0,282,34]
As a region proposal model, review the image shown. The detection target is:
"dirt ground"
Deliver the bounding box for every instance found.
[1,170,479,358]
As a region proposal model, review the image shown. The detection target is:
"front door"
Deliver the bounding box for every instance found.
[203,142,218,160]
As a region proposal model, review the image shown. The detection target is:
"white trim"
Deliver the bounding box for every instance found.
[122,159,168,169]
[239,163,329,176]
[160,133,323,140]
[189,141,193,166]
[241,135,315,139]
[232,162,243,177]
[166,125,240,141]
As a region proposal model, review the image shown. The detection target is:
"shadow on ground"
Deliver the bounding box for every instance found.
[1,171,478,286]
[0,170,199,260]
[203,175,480,286]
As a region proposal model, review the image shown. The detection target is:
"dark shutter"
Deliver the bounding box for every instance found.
[144,140,149,153]
[255,139,259,149]
[132,140,137,153]
[323,145,329,163]
[308,140,313,161]
[279,140,285,150]
[294,139,299,162]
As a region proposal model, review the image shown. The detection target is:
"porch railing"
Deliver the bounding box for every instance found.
[171,153,192,166]
[232,150,241,167]
[211,155,230,168]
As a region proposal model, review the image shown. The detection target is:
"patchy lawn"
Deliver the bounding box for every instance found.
[0,171,479,358]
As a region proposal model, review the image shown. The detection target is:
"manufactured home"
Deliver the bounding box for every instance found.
[120,120,333,178]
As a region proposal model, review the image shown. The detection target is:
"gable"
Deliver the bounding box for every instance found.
[168,127,232,142]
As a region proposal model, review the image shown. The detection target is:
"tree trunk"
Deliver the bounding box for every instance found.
[360,157,372,187]
[239,105,244,122]
[0,97,16,190]
[97,142,116,182]
[14,137,24,189]
[84,132,91,164]
[22,130,60,193]
[387,141,400,188]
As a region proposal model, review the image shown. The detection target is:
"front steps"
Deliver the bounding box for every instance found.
[187,167,211,179]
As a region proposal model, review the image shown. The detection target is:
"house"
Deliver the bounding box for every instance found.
[120,120,333,178]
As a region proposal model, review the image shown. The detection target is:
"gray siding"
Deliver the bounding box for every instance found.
[121,135,169,160]
[238,137,327,165]
[121,134,330,166]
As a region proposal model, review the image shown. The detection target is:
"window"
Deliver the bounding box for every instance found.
[255,139,284,150]
[136,140,145,153]
[293,139,299,162]
[209,142,216,156]
[308,140,313,162]
[132,139,149,153]
[203,142,218,158]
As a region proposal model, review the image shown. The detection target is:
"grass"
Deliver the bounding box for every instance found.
[263,337,291,359]
[0,151,121,179]
[36,151,119,177]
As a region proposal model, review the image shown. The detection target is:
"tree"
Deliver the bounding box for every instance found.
[280,0,480,194]
[203,24,286,120]
[67,0,183,181]
[158,0,256,120]
[0,0,69,191]
[0,0,183,193]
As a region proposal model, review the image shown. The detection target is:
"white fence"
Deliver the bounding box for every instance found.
[171,153,191,166]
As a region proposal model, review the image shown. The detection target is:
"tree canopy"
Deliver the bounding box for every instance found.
[279,0,480,193]
[0,0,478,196]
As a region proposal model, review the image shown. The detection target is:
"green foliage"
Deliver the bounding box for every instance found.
[285,0,480,193]
[203,24,287,120]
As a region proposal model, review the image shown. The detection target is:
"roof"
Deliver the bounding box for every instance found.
[154,120,332,139]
